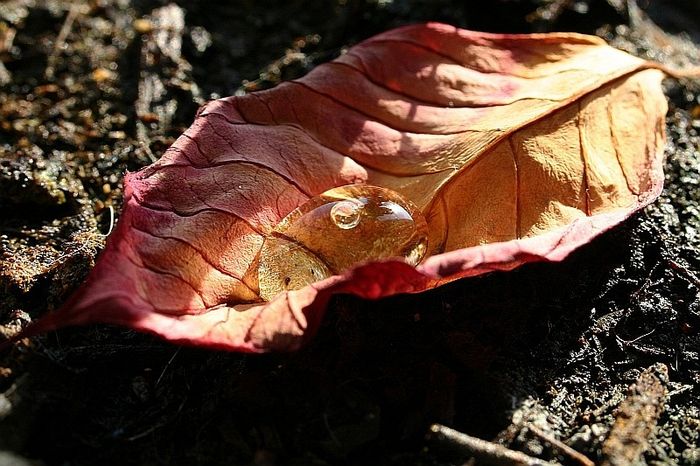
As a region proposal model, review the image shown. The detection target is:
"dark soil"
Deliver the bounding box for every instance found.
[1,1,699,465]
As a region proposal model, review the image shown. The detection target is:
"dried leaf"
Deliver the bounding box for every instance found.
[13,23,669,351]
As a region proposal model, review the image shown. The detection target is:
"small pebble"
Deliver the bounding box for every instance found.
[133,18,153,34]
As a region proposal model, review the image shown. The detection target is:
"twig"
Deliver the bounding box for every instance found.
[106,205,115,236]
[428,424,560,466]
[45,4,81,80]
[527,425,594,466]
[615,328,656,348]
[526,0,574,25]
[667,384,692,398]
[154,347,181,389]
[668,259,700,287]
[600,364,668,466]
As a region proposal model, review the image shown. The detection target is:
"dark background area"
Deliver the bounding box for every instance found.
[0,1,699,465]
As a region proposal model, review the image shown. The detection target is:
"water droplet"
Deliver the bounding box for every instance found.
[257,237,330,301]
[257,184,428,301]
[330,199,362,229]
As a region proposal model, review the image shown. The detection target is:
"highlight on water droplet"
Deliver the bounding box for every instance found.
[330,199,363,229]
[256,184,429,301]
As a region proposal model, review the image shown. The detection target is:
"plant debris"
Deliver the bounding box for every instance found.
[601,363,669,466]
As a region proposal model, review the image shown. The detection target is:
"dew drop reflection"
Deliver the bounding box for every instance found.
[257,184,428,301]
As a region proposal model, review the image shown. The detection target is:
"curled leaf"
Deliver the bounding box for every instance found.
[14,23,668,351]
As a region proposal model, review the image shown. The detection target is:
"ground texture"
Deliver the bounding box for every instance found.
[0,1,699,465]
